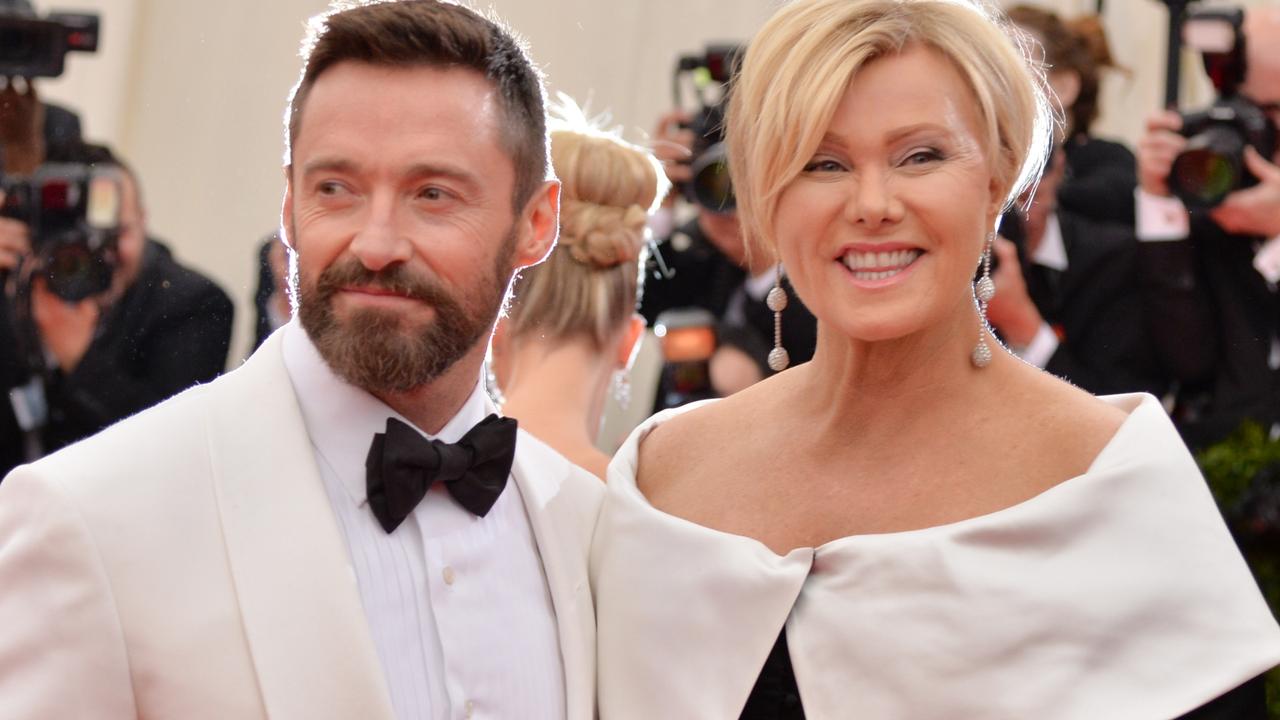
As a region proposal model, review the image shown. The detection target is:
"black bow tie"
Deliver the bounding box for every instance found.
[365,414,518,533]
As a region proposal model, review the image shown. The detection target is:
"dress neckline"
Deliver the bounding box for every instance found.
[607,393,1158,560]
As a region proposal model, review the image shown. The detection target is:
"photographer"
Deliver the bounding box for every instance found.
[0,145,233,475]
[642,104,818,400]
[988,145,1168,398]
[1135,6,1280,449]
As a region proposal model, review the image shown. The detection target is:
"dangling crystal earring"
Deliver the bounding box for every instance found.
[766,269,790,372]
[972,231,996,368]
[610,369,631,410]
[484,359,506,408]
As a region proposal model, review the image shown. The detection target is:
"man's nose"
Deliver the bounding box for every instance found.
[348,192,412,271]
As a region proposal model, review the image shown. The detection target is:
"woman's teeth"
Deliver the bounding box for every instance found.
[842,248,921,280]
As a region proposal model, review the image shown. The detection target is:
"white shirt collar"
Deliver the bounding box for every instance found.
[743,264,781,301]
[1031,212,1069,272]
[281,319,490,507]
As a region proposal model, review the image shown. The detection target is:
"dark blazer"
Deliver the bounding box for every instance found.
[0,300,26,475]
[1020,211,1169,398]
[1059,135,1137,227]
[1137,216,1280,450]
[1,239,234,475]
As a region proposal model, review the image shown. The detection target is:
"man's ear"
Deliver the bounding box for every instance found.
[513,180,560,269]
[280,168,296,250]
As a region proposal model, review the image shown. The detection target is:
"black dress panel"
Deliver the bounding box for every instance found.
[740,630,1269,719]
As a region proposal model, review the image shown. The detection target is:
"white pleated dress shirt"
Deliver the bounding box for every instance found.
[282,321,565,720]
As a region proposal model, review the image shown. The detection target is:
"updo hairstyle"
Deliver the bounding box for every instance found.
[727,0,1055,253]
[505,108,667,350]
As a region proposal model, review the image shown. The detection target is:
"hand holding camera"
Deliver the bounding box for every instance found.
[1137,109,1186,199]
[1211,146,1280,238]
[29,274,97,371]
[651,109,695,194]
[0,211,28,272]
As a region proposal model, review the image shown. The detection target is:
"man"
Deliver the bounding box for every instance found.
[1135,7,1280,449]
[0,146,234,475]
[987,145,1167,397]
[0,3,601,719]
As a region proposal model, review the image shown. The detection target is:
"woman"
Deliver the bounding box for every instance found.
[493,111,664,478]
[590,1,1280,717]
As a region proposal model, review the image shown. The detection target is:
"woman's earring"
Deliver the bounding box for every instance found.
[485,359,506,407]
[610,369,631,410]
[767,269,790,372]
[972,232,996,369]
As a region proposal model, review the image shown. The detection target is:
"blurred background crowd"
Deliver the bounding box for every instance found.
[1,0,1279,622]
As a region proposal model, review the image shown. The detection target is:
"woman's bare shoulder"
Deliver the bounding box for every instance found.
[636,387,771,499]
[1002,365,1131,472]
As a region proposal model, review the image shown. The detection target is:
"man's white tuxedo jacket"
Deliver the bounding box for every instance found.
[0,331,604,719]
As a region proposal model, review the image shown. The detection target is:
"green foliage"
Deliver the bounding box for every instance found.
[1195,421,1280,717]
[1197,421,1280,507]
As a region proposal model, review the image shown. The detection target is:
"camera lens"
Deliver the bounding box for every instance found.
[41,233,112,302]
[690,142,735,212]
[1170,125,1245,209]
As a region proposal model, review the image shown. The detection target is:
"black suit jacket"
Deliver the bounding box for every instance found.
[1,239,234,476]
[1137,216,1280,449]
[1021,212,1168,398]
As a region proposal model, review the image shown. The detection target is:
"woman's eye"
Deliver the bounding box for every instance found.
[903,149,943,166]
[803,159,844,173]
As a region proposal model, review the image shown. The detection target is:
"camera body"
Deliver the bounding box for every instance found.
[673,44,742,213]
[1173,97,1277,209]
[1167,6,1278,209]
[0,3,99,78]
[2,163,123,302]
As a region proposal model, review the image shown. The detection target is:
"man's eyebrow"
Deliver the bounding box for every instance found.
[299,157,359,177]
[403,162,483,192]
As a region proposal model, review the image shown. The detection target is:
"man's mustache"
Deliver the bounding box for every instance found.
[314,258,449,306]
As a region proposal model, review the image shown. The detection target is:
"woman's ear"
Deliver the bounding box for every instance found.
[615,314,647,369]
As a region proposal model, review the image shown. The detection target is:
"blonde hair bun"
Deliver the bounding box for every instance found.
[559,199,649,268]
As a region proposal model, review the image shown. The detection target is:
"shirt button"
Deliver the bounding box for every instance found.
[442,566,456,585]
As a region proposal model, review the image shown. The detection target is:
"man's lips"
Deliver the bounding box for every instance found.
[336,286,426,307]
[341,285,414,299]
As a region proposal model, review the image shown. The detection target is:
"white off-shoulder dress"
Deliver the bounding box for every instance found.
[590,394,1280,719]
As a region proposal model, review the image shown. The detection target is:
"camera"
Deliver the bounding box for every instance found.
[673,44,743,213]
[2,163,123,301]
[1167,7,1278,210]
[653,307,717,410]
[0,1,99,78]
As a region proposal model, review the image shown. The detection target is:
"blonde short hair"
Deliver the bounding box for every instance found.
[505,104,667,350]
[727,0,1054,252]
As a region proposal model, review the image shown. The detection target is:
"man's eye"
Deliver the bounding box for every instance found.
[316,181,346,196]
[419,186,449,201]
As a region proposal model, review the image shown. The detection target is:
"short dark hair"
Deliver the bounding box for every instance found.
[286,0,550,209]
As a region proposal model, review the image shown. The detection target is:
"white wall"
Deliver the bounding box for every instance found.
[25,0,1270,362]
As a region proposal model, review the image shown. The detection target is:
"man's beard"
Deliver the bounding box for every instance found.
[296,229,516,395]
